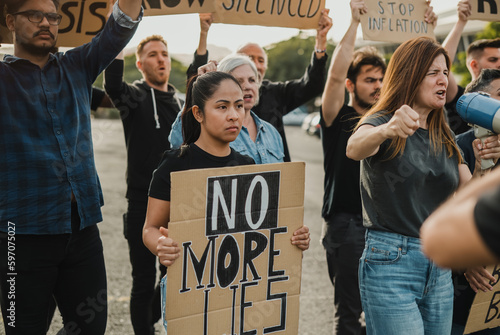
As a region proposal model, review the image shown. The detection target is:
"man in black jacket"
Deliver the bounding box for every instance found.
[104,35,182,335]
[188,11,332,161]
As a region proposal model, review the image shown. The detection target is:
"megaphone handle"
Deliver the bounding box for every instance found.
[474,125,496,170]
[481,158,495,170]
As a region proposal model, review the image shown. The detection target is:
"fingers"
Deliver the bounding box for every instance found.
[424,3,437,26]
[198,61,218,75]
[465,267,496,293]
[157,234,180,267]
[457,0,472,21]
[291,226,311,251]
[199,13,214,32]
[473,136,500,160]
[351,0,368,21]
[386,105,420,138]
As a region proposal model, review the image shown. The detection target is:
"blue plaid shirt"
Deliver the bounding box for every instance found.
[0,3,142,234]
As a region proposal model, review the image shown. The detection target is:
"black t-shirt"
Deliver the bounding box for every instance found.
[149,144,255,201]
[320,105,362,220]
[445,85,471,135]
[360,112,460,238]
[475,185,500,259]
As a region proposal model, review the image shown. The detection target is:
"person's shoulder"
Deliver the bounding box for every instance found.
[254,113,279,133]
[157,148,185,170]
[230,149,256,165]
[260,79,283,90]
[364,110,391,124]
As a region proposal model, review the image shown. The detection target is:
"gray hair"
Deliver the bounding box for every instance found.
[217,54,261,86]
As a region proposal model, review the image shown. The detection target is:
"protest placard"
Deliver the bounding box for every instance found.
[469,0,500,21]
[0,0,215,47]
[464,264,500,334]
[360,0,435,43]
[165,162,305,334]
[212,0,324,29]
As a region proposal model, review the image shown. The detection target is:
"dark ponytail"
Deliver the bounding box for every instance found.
[181,71,242,148]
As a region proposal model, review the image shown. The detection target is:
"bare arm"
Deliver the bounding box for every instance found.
[321,0,366,126]
[196,13,213,56]
[346,105,420,160]
[314,8,333,60]
[143,197,180,267]
[421,168,500,269]
[442,0,471,103]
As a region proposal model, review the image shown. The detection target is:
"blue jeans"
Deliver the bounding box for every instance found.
[359,230,453,335]
[160,275,168,333]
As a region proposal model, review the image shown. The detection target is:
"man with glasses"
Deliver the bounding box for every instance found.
[0,0,142,334]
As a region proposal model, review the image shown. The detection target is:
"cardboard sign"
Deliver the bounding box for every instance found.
[469,0,500,21]
[0,0,215,47]
[166,162,305,334]
[464,264,500,334]
[212,0,324,29]
[360,0,435,43]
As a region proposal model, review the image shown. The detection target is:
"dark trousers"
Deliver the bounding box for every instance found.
[0,203,107,335]
[322,213,366,335]
[125,200,166,335]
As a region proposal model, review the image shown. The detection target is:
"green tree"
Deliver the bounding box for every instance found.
[452,22,500,87]
[265,31,334,83]
[264,32,335,110]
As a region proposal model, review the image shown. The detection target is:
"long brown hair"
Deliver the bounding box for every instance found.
[357,37,462,161]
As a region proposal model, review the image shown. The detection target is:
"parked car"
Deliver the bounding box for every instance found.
[301,112,316,132]
[301,111,321,138]
[283,105,309,126]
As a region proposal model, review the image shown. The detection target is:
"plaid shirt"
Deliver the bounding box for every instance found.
[0,3,141,234]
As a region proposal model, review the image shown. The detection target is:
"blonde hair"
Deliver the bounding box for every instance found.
[136,35,167,59]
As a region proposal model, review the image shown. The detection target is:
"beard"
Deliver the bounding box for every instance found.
[16,31,56,57]
[354,87,380,110]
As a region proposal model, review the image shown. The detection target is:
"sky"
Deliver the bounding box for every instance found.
[127,0,458,55]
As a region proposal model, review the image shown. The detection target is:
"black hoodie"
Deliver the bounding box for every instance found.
[104,59,183,202]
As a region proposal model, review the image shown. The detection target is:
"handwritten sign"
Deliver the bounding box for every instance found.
[360,0,435,43]
[166,162,304,334]
[0,0,215,47]
[213,0,324,29]
[469,0,500,21]
[0,0,322,48]
[464,264,500,334]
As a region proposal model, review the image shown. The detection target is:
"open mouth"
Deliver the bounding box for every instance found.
[243,94,253,101]
[436,90,446,97]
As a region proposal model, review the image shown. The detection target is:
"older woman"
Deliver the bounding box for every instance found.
[169,54,284,164]
[346,37,500,334]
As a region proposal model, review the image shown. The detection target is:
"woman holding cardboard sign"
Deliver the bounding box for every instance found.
[143,70,311,332]
[346,37,500,334]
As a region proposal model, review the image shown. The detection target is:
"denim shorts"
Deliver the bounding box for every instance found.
[359,229,453,335]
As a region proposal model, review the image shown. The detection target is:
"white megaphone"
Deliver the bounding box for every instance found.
[456,92,500,170]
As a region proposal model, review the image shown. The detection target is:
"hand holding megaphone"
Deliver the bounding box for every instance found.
[457,92,500,170]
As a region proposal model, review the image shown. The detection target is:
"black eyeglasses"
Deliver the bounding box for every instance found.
[11,10,62,26]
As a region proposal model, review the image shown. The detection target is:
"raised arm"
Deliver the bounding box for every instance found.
[321,0,366,126]
[443,0,471,103]
[117,0,142,21]
[187,13,213,79]
[197,13,213,57]
[314,8,333,60]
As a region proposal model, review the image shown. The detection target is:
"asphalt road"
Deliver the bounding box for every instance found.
[37,120,334,334]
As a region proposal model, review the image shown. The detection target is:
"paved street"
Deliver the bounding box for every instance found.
[40,120,334,334]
